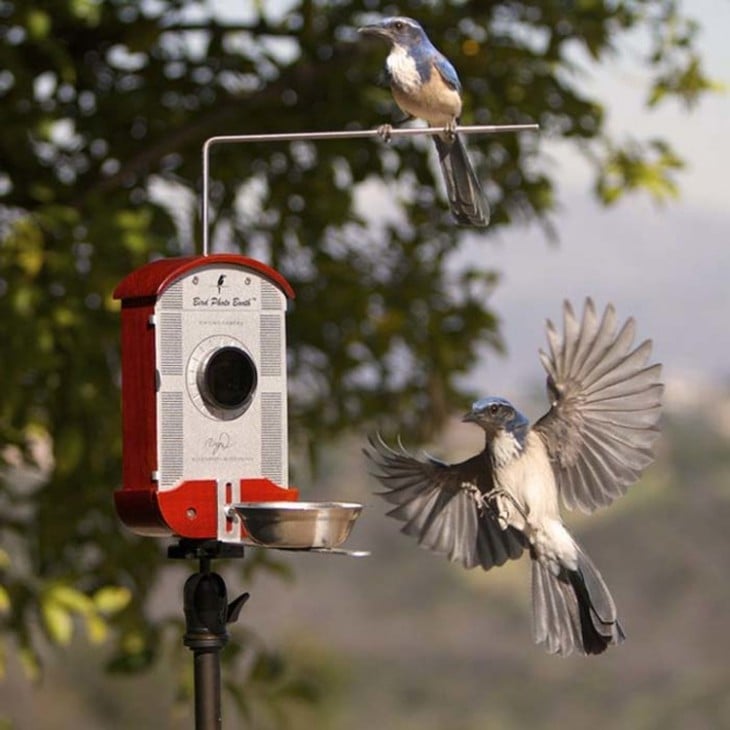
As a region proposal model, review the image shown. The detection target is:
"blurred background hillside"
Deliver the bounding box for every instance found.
[2,394,730,729]
[1,0,729,728]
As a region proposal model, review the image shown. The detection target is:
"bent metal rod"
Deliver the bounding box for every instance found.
[201,122,540,255]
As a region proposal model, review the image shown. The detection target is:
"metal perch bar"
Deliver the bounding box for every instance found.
[201,122,540,255]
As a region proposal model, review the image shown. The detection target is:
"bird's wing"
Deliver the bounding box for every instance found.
[431,52,461,92]
[533,298,663,513]
[364,434,525,570]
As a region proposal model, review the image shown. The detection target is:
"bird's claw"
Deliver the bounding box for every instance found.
[490,489,529,530]
[462,482,490,517]
[377,123,393,143]
[463,484,528,530]
[490,493,511,530]
[463,483,505,524]
[444,120,457,142]
[495,510,510,531]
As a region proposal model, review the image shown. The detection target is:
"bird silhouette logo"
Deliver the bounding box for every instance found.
[216,274,226,294]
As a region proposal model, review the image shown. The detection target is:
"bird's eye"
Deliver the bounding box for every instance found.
[393,21,404,31]
[489,404,500,415]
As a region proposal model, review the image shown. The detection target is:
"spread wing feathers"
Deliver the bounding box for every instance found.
[533,298,663,514]
[364,435,525,570]
[433,135,490,227]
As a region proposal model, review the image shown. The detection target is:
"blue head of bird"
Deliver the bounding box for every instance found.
[463,396,530,448]
[358,16,429,49]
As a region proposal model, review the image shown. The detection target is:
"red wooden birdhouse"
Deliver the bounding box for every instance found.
[113,254,298,541]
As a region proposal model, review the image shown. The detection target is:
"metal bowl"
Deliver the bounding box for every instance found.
[229,501,363,550]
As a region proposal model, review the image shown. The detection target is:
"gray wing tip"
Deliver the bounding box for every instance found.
[562,298,577,318]
[363,431,402,456]
[544,299,659,384]
[535,299,664,513]
[561,296,599,325]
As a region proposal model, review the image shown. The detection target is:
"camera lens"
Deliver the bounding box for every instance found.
[202,346,257,412]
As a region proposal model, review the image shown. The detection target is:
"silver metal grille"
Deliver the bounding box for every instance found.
[159,312,183,375]
[261,282,281,310]
[260,391,283,484]
[259,314,282,377]
[160,391,183,488]
[160,280,183,309]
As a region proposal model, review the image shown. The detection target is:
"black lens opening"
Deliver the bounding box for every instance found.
[203,347,257,411]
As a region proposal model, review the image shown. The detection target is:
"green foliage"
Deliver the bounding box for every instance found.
[595,138,685,204]
[220,631,338,728]
[0,0,715,724]
[40,582,131,646]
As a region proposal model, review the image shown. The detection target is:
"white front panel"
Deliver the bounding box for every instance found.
[154,264,288,491]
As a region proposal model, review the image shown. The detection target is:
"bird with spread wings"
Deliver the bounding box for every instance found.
[365,299,663,656]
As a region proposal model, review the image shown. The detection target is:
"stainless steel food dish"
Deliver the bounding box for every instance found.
[229,501,363,550]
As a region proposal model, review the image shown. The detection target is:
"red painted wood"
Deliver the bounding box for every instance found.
[114,489,169,536]
[157,479,219,538]
[113,254,295,302]
[241,479,299,503]
[119,301,158,493]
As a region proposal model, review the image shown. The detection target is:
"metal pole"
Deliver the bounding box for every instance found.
[171,541,249,730]
[183,560,228,730]
[193,649,222,730]
[201,122,539,255]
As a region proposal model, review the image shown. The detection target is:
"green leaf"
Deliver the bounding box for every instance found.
[25,10,51,39]
[70,0,102,25]
[93,586,132,615]
[41,600,73,646]
[84,613,108,644]
[648,81,667,107]
[0,587,10,615]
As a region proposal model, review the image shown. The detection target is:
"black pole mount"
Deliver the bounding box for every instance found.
[168,539,249,730]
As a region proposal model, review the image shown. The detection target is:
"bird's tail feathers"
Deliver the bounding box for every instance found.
[531,545,625,656]
[433,134,489,227]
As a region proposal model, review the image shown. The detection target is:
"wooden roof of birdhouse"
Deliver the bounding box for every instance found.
[113,254,295,302]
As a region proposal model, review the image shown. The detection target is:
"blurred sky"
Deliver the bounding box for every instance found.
[462,0,730,404]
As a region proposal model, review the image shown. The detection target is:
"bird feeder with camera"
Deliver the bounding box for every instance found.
[113,253,300,542]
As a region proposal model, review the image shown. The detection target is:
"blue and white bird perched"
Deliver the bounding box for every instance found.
[365,299,663,656]
[358,16,489,227]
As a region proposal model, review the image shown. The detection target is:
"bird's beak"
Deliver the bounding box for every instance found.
[358,24,391,41]
[462,410,478,424]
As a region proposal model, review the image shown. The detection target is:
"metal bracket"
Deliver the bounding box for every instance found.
[200,122,540,256]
